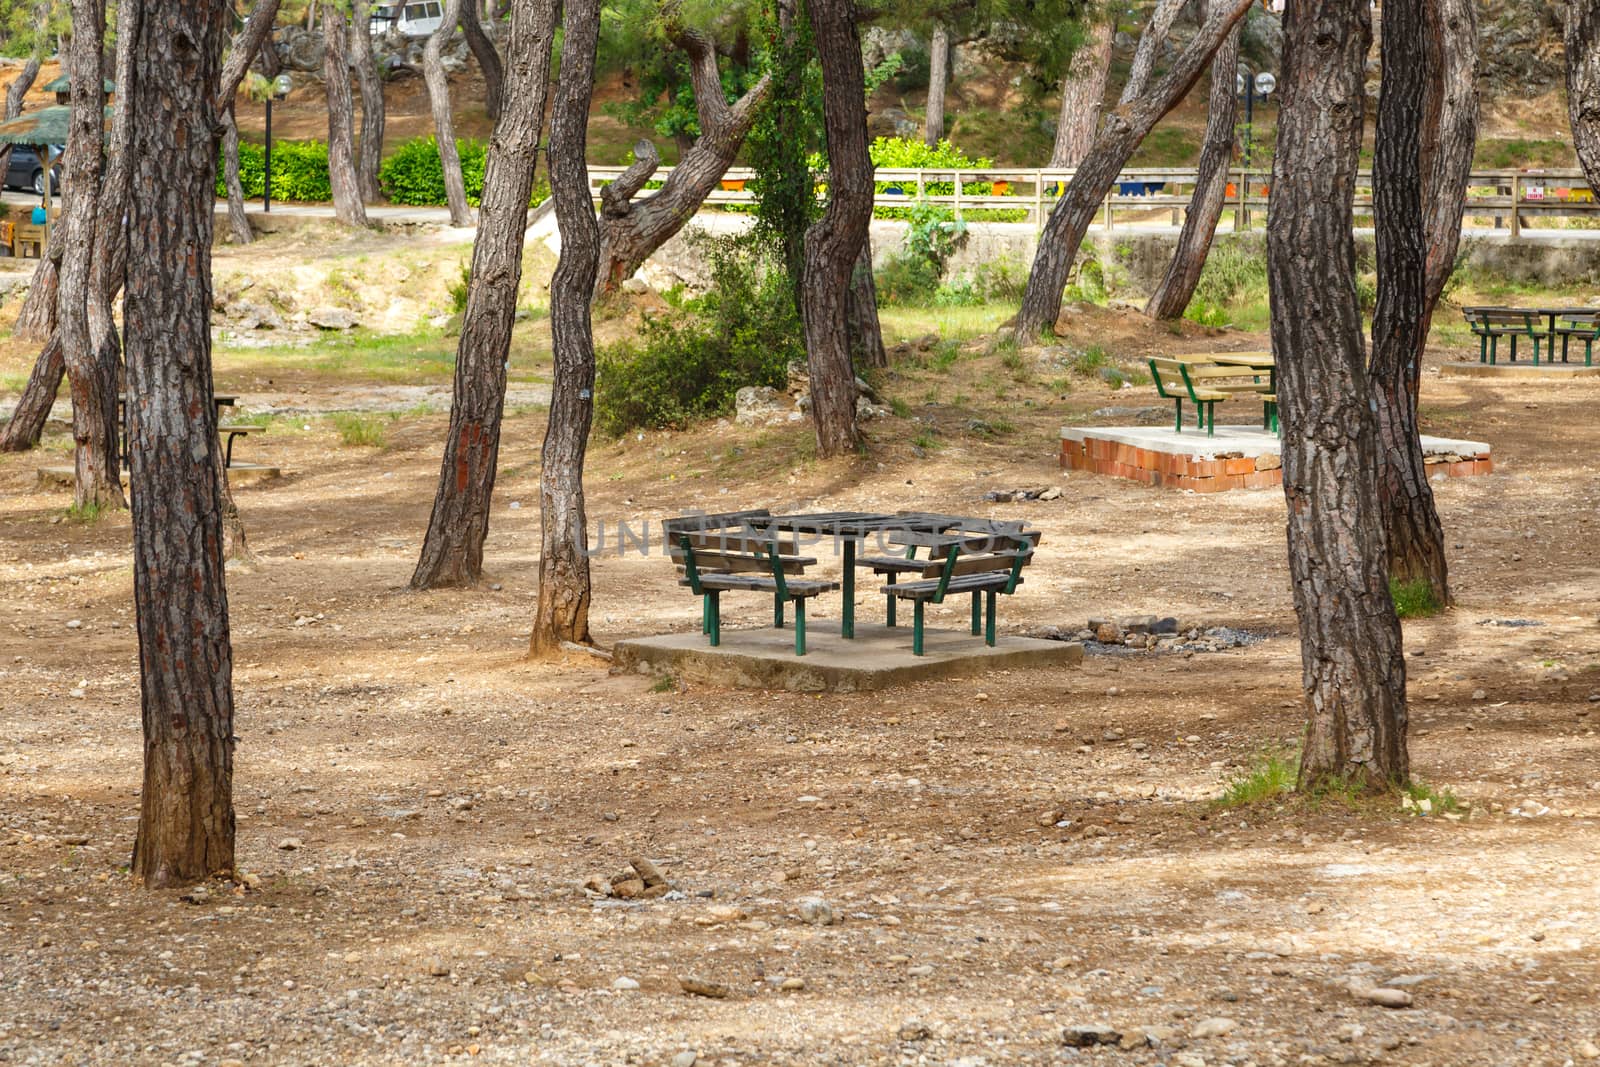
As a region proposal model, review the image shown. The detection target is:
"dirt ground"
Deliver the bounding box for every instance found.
[3,292,1600,1067]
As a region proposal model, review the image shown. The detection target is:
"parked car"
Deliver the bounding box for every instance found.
[2,144,63,196]
[368,1,445,37]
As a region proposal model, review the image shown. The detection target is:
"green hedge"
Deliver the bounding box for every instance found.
[380,136,488,206]
[214,140,332,202]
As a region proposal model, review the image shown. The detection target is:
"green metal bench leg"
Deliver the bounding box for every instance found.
[970,591,981,635]
[1533,336,1541,365]
[775,594,785,629]
[912,600,925,656]
[708,590,721,647]
[1510,334,1518,362]
[793,598,806,656]
[886,573,897,627]
[1588,338,1594,367]
[985,590,996,647]
[1478,333,1487,363]
[1173,399,1183,433]
[702,594,710,635]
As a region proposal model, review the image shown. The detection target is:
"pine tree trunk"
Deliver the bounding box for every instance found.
[798,0,872,457]
[216,0,283,245]
[1569,0,1600,194]
[222,109,255,244]
[1370,0,1449,603]
[1019,0,1255,339]
[924,21,949,146]
[323,4,370,227]
[0,334,64,452]
[126,0,238,888]
[846,236,886,369]
[59,0,123,512]
[412,0,557,589]
[1049,19,1112,168]
[1269,0,1408,794]
[593,30,772,299]
[1119,0,1187,104]
[424,0,473,226]
[1146,12,1241,320]
[1421,0,1478,308]
[88,0,140,370]
[13,230,62,341]
[460,0,503,122]
[530,0,601,655]
[351,0,387,202]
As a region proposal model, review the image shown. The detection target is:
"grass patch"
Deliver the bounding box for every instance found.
[1071,345,1113,376]
[65,500,117,524]
[329,412,391,448]
[648,674,677,693]
[888,397,912,419]
[910,429,942,451]
[1390,578,1444,619]
[1217,747,1299,807]
[1401,779,1462,816]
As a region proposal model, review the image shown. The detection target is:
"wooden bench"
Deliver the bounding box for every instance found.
[1464,308,1544,364]
[860,524,1038,655]
[664,509,838,656]
[218,423,265,468]
[1551,312,1600,365]
[1148,357,1272,435]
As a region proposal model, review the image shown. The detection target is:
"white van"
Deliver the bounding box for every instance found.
[368,1,445,37]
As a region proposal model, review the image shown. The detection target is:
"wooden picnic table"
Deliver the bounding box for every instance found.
[1460,305,1593,337]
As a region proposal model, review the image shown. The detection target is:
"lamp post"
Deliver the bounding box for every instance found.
[263,73,292,213]
[1233,67,1276,228]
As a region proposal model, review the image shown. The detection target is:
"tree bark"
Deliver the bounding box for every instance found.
[423,0,473,226]
[460,0,503,121]
[924,21,949,146]
[846,236,886,369]
[1145,10,1240,320]
[1370,0,1450,603]
[222,109,255,244]
[0,335,64,452]
[1119,0,1188,105]
[58,0,123,511]
[350,0,387,202]
[1421,0,1477,309]
[412,0,557,589]
[1018,0,1254,339]
[529,0,601,655]
[1050,20,1112,169]
[216,0,284,245]
[88,0,140,378]
[323,4,370,227]
[126,0,238,888]
[1569,0,1600,195]
[1269,0,1408,794]
[12,229,62,341]
[594,28,772,300]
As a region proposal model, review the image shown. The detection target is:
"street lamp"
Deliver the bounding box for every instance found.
[263,73,292,213]
[1234,68,1276,168]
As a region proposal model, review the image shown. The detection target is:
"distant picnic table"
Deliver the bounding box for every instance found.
[665,509,1039,657]
[1461,305,1600,365]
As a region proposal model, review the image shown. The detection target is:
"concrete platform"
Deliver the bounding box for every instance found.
[1440,361,1600,380]
[614,623,1083,693]
[1061,425,1492,492]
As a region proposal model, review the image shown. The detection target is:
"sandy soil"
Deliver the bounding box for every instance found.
[2,308,1599,1067]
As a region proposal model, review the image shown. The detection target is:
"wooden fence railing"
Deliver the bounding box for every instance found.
[585,166,1600,237]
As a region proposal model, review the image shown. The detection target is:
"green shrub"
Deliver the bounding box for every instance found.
[448,262,471,315]
[1218,747,1299,807]
[867,136,1026,222]
[379,136,486,206]
[876,202,968,307]
[214,140,330,202]
[595,241,801,435]
[330,412,390,448]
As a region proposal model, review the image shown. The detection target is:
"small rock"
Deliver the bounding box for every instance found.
[798,897,835,926]
[1062,1024,1121,1047]
[1356,986,1413,1008]
[275,837,303,851]
[1577,1040,1600,1060]
[307,306,357,330]
[679,976,730,998]
[424,958,450,977]
[899,1019,932,1041]
[670,1053,698,1067]
[1472,689,1487,701]
[1191,1017,1237,1039]
[779,977,806,992]
[65,619,83,630]
[612,976,641,991]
